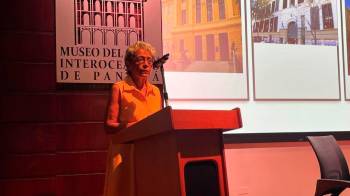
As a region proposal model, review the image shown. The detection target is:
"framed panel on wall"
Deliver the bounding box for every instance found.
[249,0,341,100]
[55,0,163,84]
[161,0,249,100]
[344,0,350,100]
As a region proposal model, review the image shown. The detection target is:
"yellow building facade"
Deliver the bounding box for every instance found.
[162,0,243,73]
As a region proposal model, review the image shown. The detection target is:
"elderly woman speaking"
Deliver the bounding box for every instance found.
[103,41,162,196]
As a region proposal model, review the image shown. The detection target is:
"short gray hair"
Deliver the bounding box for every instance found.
[124,41,156,74]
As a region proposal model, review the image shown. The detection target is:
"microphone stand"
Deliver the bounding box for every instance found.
[159,62,169,107]
[153,53,170,108]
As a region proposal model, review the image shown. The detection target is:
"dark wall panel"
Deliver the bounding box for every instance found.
[56,152,107,175]
[0,0,110,195]
[0,178,56,196]
[0,152,107,184]
[0,175,105,196]
[56,174,105,196]
[0,123,57,154]
[0,94,109,123]
[56,94,108,122]
[0,0,54,32]
[0,123,108,154]
[0,62,56,92]
[56,123,109,151]
[0,94,57,122]
[0,154,56,179]
[0,32,55,62]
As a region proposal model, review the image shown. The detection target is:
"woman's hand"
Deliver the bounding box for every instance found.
[104,122,136,134]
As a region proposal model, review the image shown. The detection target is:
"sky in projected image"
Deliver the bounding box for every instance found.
[161,0,243,73]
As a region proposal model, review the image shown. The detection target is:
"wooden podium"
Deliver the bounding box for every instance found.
[112,106,242,196]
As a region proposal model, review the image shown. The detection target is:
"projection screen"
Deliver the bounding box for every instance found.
[161,0,350,133]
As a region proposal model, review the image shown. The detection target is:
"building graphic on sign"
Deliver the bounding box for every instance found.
[251,0,338,46]
[74,0,145,46]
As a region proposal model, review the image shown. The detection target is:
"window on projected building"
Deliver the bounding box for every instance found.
[322,3,334,29]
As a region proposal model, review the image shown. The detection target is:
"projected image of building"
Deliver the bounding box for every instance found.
[74,0,144,46]
[162,0,243,73]
[251,0,338,46]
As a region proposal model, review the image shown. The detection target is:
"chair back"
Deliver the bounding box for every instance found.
[307,135,350,180]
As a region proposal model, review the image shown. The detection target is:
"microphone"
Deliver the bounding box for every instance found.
[153,53,170,69]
